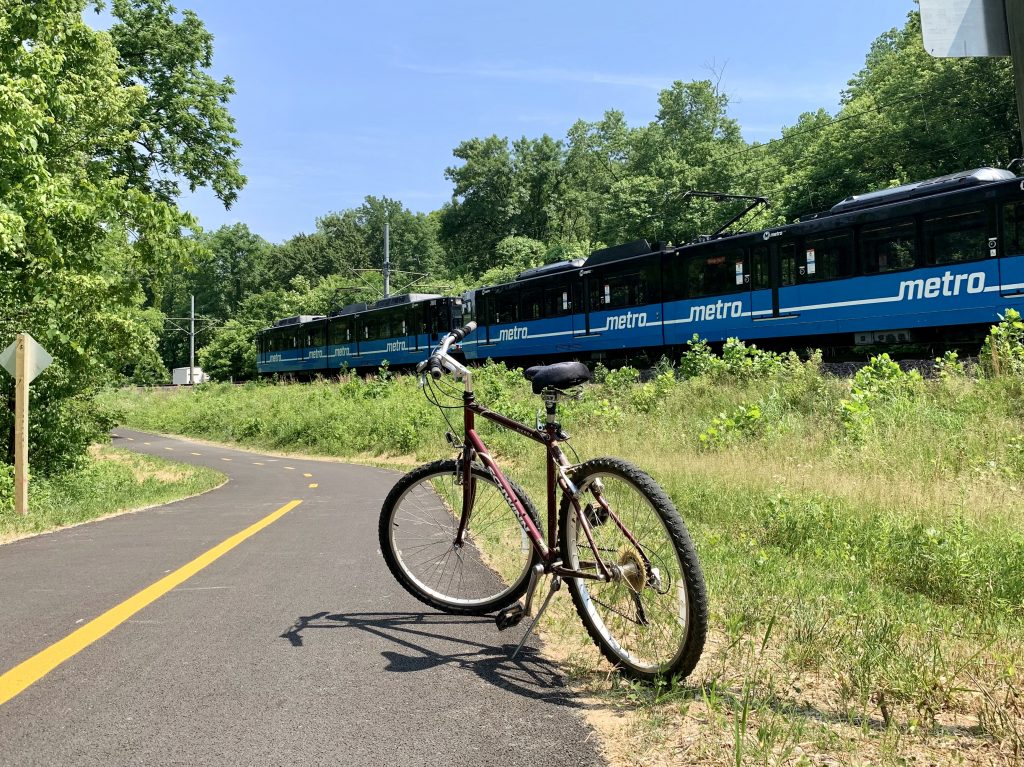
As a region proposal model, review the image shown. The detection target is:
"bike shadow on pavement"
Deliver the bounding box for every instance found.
[280,610,600,708]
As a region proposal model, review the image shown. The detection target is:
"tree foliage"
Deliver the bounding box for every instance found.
[107,0,245,207]
[0,0,241,473]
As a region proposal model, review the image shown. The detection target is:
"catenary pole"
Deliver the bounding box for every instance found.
[383,223,391,297]
[190,294,196,385]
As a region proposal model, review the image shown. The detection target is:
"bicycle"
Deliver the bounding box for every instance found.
[378,322,708,682]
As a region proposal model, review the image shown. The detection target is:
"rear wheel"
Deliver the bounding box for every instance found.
[380,459,541,615]
[559,458,707,682]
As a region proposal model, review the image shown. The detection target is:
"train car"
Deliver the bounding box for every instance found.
[256,294,462,376]
[255,314,327,375]
[463,167,1024,363]
[326,293,463,370]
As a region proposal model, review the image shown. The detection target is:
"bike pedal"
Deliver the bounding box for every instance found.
[495,603,525,631]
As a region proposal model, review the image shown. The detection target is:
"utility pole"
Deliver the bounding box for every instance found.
[383,223,391,298]
[163,295,217,385]
[189,294,196,384]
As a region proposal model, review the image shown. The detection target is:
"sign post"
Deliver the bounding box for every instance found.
[1,334,53,515]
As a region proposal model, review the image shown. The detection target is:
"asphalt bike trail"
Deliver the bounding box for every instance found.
[0,429,605,766]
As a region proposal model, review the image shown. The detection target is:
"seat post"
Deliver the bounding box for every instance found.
[542,392,559,425]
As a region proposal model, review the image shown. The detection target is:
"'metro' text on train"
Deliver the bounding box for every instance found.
[897,271,986,301]
[687,300,744,323]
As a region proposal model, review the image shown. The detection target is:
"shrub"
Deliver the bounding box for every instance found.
[698,402,765,449]
[678,335,722,379]
[0,463,14,513]
[980,308,1024,376]
[934,350,966,379]
[604,365,640,391]
[838,354,922,437]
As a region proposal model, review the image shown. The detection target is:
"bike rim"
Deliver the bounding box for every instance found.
[567,472,690,674]
[388,469,533,609]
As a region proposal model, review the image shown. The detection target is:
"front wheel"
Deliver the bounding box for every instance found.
[559,458,708,682]
[379,459,542,615]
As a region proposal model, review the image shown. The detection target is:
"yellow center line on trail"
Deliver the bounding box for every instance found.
[164,447,174,451]
[221,458,232,462]
[308,483,318,489]
[253,462,264,466]
[191,452,202,456]
[284,467,295,471]
[303,473,312,478]
[125,437,134,441]
[0,499,304,707]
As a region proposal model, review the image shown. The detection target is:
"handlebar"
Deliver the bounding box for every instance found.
[424,321,477,379]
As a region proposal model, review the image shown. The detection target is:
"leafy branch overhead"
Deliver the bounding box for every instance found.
[107,0,245,208]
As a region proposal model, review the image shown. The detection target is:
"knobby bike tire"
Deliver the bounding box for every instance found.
[558,457,708,682]
[379,459,542,615]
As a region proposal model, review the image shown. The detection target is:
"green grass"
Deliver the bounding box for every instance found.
[0,447,224,540]
[100,354,1024,766]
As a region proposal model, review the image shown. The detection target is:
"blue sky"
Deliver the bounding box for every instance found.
[112,1,919,243]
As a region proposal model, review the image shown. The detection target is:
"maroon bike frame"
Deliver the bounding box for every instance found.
[454,390,628,582]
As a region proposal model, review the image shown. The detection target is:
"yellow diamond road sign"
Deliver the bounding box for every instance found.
[0,334,53,383]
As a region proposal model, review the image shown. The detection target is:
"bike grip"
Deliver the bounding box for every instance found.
[451,321,477,342]
[428,353,444,379]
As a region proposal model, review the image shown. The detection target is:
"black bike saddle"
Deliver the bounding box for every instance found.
[523,362,592,394]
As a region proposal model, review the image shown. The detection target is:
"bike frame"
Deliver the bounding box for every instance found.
[451,378,645,584]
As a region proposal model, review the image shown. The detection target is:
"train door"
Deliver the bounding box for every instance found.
[1000,198,1024,297]
[750,241,798,320]
[479,289,493,346]
[749,243,774,319]
[573,270,593,338]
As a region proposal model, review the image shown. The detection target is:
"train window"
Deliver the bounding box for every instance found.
[492,289,520,324]
[925,209,988,265]
[688,250,744,297]
[802,233,853,282]
[478,294,495,326]
[861,221,916,273]
[779,243,797,286]
[1004,201,1024,255]
[750,246,770,290]
[341,323,351,344]
[591,271,647,308]
[522,287,543,320]
[542,284,571,316]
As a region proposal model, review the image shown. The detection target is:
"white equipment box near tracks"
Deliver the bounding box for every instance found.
[172,366,208,385]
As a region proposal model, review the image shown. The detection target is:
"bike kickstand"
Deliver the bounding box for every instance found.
[511,575,561,660]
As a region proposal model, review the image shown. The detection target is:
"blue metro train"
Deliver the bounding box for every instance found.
[257,167,1024,375]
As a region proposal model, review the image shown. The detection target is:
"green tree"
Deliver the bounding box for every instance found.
[265,197,446,293]
[474,236,547,287]
[773,11,1017,220]
[0,0,241,473]
[439,135,517,275]
[106,0,245,208]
